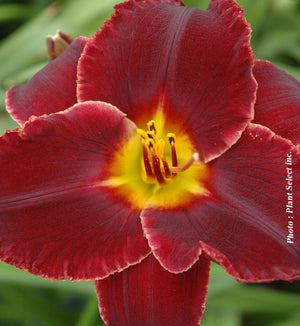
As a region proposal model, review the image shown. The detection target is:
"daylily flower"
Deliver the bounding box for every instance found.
[1,0,300,325]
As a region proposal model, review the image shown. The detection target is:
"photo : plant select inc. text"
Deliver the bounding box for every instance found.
[285,152,294,244]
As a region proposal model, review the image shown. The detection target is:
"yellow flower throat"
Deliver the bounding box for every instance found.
[102,114,210,210]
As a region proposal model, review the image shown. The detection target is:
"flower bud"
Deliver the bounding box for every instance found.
[46,31,73,60]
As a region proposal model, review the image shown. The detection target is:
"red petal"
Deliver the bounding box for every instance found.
[142,124,300,281]
[95,254,210,326]
[78,0,256,162]
[0,101,150,280]
[253,60,300,146]
[6,37,88,126]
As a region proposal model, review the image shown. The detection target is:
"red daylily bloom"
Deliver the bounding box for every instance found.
[1,0,300,325]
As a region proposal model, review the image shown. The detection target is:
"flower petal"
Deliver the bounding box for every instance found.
[95,254,210,326]
[0,101,150,280]
[6,37,88,126]
[142,124,300,281]
[253,60,300,146]
[78,0,256,162]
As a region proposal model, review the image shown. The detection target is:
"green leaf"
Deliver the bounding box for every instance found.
[272,310,300,326]
[201,308,241,326]
[207,263,239,297]
[0,284,69,326]
[209,283,300,315]
[0,86,7,111]
[75,294,104,326]
[237,0,272,40]
[58,0,120,33]
[2,61,47,89]
[184,0,210,9]
[0,261,94,295]
[0,0,119,86]
[0,4,33,22]
[0,112,18,133]
[0,4,60,82]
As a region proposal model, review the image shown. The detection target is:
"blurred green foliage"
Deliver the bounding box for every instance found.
[0,0,299,325]
[1,260,300,326]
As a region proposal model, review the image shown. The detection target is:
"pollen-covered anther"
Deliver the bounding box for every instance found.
[167,132,178,171]
[167,133,176,145]
[138,120,200,186]
[147,131,157,142]
[137,129,148,140]
[147,120,157,135]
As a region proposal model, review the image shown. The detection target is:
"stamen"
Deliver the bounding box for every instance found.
[137,129,148,140]
[156,139,171,178]
[170,144,178,168]
[167,133,178,168]
[138,121,199,186]
[146,131,157,142]
[167,133,176,145]
[156,139,165,158]
[147,120,157,135]
[151,153,166,185]
[146,138,155,152]
[161,157,172,178]
[142,141,155,180]
[146,138,168,184]
[170,153,200,173]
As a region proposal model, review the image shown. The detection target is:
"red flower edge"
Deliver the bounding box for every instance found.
[253,60,300,146]
[6,37,88,126]
[96,254,210,326]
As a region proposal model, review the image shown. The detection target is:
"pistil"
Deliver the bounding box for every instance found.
[169,153,200,173]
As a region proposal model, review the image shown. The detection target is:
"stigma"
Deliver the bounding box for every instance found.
[137,120,200,186]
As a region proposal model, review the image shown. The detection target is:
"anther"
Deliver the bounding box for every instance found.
[138,120,199,186]
[146,139,155,152]
[137,129,148,140]
[167,132,178,169]
[147,120,157,135]
[167,133,176,145]
[146,131,157,142]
